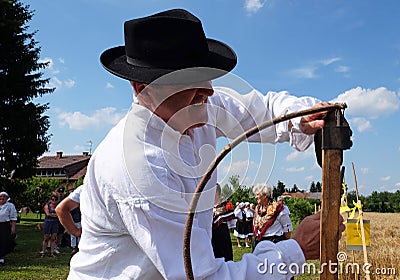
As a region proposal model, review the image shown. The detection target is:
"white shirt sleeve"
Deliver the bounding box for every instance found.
[210,87,321,151]
[9,202,18,221]
[68,185,83,203]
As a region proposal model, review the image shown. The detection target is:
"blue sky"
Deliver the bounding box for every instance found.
[24,0,400,195]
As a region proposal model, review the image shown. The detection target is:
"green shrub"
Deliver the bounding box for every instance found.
[284,198,314,225]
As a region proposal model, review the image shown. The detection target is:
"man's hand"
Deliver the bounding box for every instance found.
[299,102,331,135]
[293,213,345,260]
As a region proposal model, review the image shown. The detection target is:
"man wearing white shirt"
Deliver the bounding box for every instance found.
[68,8,342,280]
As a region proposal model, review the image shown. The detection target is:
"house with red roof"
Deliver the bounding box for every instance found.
[35,151,90,189]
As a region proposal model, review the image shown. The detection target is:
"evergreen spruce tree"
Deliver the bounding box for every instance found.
[0,0,53,179]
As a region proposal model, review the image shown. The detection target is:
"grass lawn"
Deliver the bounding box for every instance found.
[3,215,309,279]
[2,214,251,279]
[230,233,252,261]
[1,214,70,280]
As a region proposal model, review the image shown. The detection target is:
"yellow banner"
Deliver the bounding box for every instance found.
[346,218,370,251]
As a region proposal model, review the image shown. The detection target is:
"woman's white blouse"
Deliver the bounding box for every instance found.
[0,202,18,222]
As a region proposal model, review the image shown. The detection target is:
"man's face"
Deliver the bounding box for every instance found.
[138,81,214,133]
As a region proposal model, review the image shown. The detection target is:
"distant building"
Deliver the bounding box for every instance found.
[35,151,90,189]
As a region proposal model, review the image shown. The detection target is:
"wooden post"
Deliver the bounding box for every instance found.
[320,149,342,280]
[318,109,352,280]
[352,163,371,280]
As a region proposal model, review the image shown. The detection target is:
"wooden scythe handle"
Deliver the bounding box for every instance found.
[183,103,347,280]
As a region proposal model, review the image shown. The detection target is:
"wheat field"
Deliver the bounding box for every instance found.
[298,212,399,280]
[338,212,400,280]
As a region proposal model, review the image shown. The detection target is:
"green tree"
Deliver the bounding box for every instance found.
[315,181,322,192]
[221,183,234,202]
[284,197,314,225]
[310,181,322,193]
[310,181,317,192]
[273,180,286,199]
[227,175,255,205]
[0,0,53,180]
[18,177,61,220]
[290,184,301,193]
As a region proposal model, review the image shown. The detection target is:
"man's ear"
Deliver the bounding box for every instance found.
[130,81,154,108]
[130,81,147,95]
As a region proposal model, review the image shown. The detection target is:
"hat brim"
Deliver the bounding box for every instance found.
[100,39,237,84]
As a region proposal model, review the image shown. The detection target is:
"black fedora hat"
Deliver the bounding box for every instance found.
[100,9,237,84]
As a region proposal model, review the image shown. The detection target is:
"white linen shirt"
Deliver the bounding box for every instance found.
[69,88,319,280]
[69,185,82,203]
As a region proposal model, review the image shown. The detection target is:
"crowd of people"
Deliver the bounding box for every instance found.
[233,201,254,248]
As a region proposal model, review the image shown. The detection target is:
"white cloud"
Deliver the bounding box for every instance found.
[39,57,77,90]
[39,57,54,69]
[331,87,400,118]
[381,176,391,181]
[349,117,371,132]
[73,145,85,152]
[286,148,314,161]
[49,77,62,88]
[305,175,314,181]
[335,65,350,73]
[64,79,76,88]
[221,160,256,175]
[321,57,341,66]
[285,166,305,172]
[290,67,317,79]
[244,0,264,14]
[39,57,60,74]
[290,57,345,79]
[360,168,369,175]
[58,107,126,130]
[49,77,76,90]
[395,182,400,188]
[106,82,114,89]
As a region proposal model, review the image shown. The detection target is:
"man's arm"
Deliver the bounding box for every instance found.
[55,198,82,237]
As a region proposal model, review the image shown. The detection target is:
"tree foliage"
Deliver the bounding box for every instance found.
[283,197,314,225]
[0,0,53,180]
[273,180,286,199]
[223,175,255,205]
[310,181,322,192]
[16,177,62,219]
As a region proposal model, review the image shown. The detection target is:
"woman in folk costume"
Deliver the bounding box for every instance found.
[211,184,235,261]
[252,183,293,250]
[233,202,251,247]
